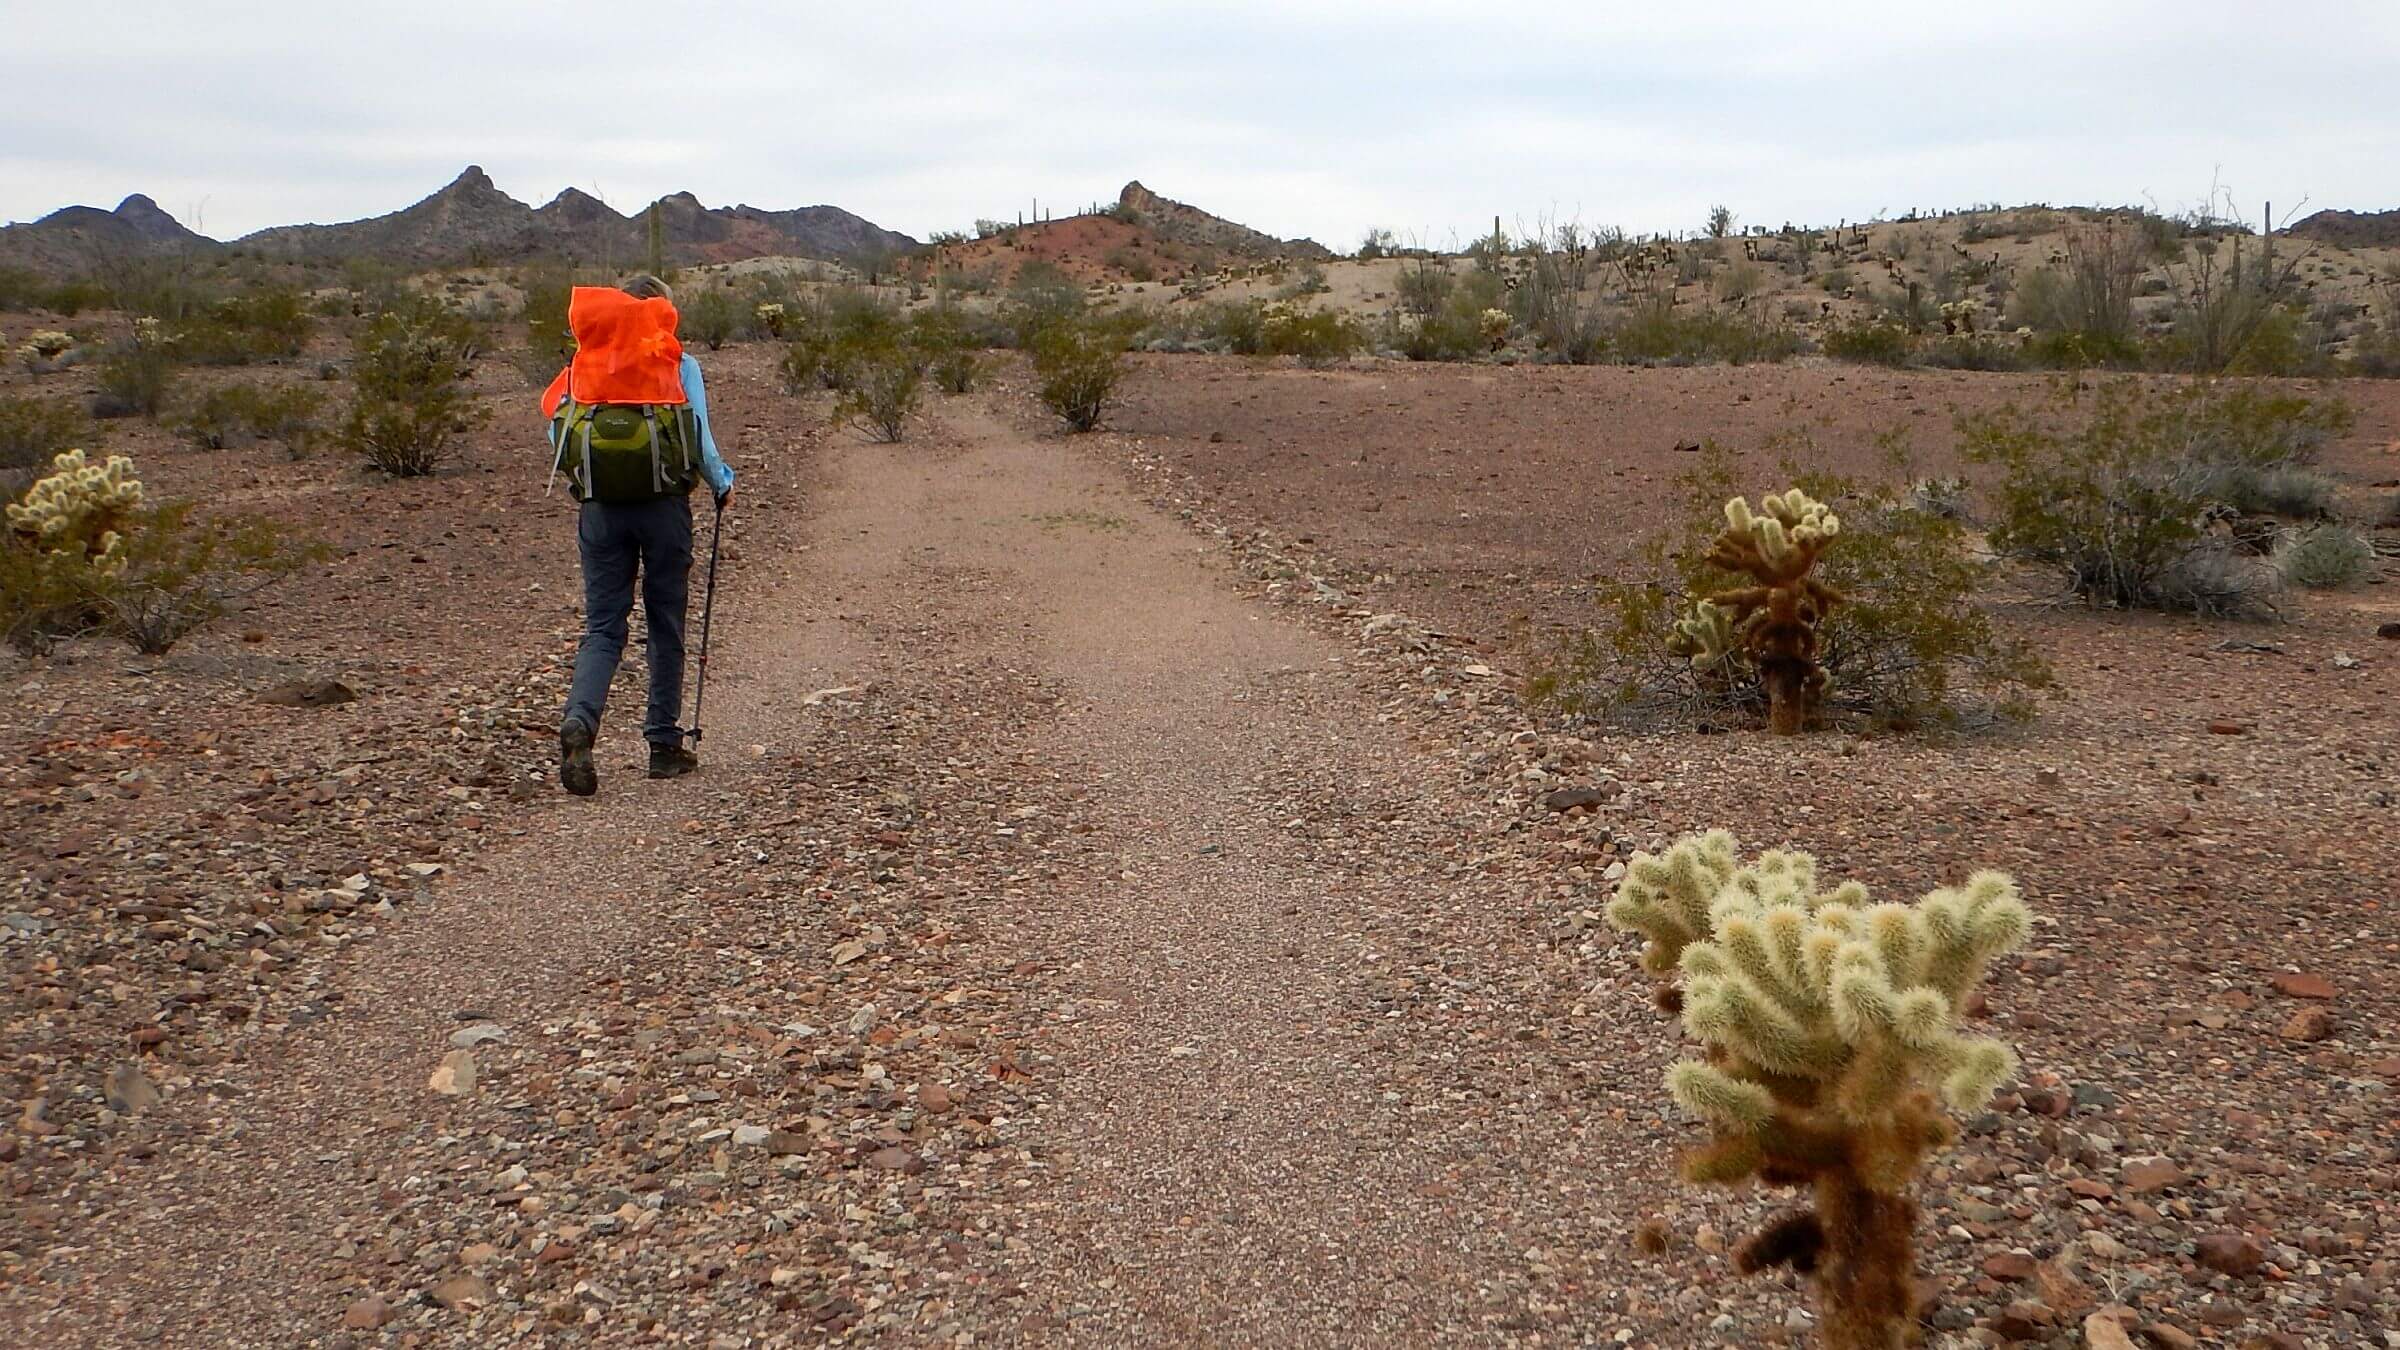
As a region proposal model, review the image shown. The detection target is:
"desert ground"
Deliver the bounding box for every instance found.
[2,317,2396,1350]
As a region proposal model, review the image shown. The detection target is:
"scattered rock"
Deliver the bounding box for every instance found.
[427,1049,477,1097]
[2269,971,2335,1000]
[1984,1251,2039,1282]
[2193,1232,2266,1278]
[427,1273,494,1309]
[341,1296,394,1330]
[103,1062,159,1116]
[2121,1157,2184,1194]
[2279,1007,2336,1042]
[2083,1313,2138,1350]
[448,1023,506,1049]
[256,679,359,708]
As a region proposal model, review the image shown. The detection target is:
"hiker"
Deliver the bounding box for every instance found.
[540,274,734,796]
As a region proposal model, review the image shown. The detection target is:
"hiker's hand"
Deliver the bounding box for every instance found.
[715,489,733,512]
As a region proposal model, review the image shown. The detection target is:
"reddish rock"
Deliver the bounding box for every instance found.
[917,1083,955,1114]
[2121,1158,2183,1194]
[2269,971,2334,1000]
[2140,1324,2198,1350]
[341,1296,393,1330]
[2205,720,2250,735]
[1984,1251,2039,1281]
[2193,1232,2265,1277]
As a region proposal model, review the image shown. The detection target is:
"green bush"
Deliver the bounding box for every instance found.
[1821,319,1914,367]
[171,287,314,365]
[176,383,325,455]
[2275,523,2374,589]
[95,328,180,419]
[830,335,925,442]
[1532,442,2050,730]
[906,309,980,393]
[1031,319,1127,432]
[1612,301,1803,366]
[684,286,739,350]
[1,396,88,478]
[1960,380,2350,617]
[340,308,485,476]
[1259,302,1363,365]
[2022,328,2146,370]
[1914,335,2031,372]
[92,500,321,653]
[2204,463,2335,518]
[1002,261,1087,347]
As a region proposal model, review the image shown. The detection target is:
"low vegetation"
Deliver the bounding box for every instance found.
[1961,380,2351,617]
[1533,442,2051,732]
[175,383,326,455]
[340,301,487,477]
[1032,318,1128,433]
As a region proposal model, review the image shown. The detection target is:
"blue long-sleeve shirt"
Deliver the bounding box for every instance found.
[680,353,735,498]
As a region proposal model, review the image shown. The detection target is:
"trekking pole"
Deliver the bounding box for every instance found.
[687,495,725,747]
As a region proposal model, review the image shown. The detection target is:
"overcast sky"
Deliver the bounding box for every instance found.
[7,2,2395,248]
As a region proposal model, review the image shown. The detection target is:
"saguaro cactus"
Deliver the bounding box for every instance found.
[1605,831,2031,1350]
[1692,488,1843,733]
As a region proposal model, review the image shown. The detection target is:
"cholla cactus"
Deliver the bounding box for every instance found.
[22,330,75,361]
[754,302,787,337]
[1479,307,1512,350]
[7,449,145,575]
[1607,831,2031,1349]
[1260,299,1302,343]
[1936,298,1981,335]
[1667,597,1744,678]
[1700,488,1844,734]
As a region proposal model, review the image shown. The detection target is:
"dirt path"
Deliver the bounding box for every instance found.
[5,396,1659,1347]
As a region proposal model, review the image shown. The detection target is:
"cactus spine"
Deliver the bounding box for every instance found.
[1606,831,2031,1349]
[1694,487,1843,733]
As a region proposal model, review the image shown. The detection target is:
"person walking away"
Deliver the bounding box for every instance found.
[540,275,734,797]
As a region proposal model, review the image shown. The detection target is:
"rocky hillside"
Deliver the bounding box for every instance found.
[0,194,218,273]
[2288,208,2400,250]
[238,166,918,270]
[1116,180,1331,260]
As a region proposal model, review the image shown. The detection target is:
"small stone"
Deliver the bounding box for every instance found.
[103,1062,160,1116]
[428,1050,477,1097]
[2377,621,2400,640]
[2205,720,2249,735]
[2269,971,2334,1000]
[449,1023,506,1049]
[2193,1232,2265,1277]
[1984,1251,2039,1281]
[428,1273,494,1309]
[865,1146,921,1173]
[257,678,358,708]
[2120,1157,2183,1194]
[917,1083,954,1114]
[2140,1324,2198,1350]
[732,1124,770,1148]
[1540,786,1615,813]
[2279,1007,2335,1042]
[2083,1313,2137,1350]
[342,1296,394,1330]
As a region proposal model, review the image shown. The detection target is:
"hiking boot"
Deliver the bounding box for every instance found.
[648,743,699,780]
[559,720,597,797]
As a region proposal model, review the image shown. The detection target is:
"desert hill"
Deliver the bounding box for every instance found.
[0,193,219,274]
[0,167,918,276]
[913,180,1333,289]
[2288,207,2400,250]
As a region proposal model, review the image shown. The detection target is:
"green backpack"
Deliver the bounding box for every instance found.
[549,398,702,503]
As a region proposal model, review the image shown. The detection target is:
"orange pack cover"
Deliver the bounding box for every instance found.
[539,286,688,418]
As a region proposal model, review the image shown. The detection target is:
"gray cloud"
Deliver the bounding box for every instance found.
[7,1,2394,246]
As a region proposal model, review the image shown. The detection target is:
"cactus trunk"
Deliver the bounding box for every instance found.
[1761,662,1809,735]
[1815,1172,1921,1349]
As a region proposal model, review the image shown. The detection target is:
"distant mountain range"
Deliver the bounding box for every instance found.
[0,166,920,274]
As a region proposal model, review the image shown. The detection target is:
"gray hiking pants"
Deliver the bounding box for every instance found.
[562,495,693,747]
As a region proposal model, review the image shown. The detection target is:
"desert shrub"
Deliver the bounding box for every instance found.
[0,396,88,478]
[2275,523,2374,589]
[1821,319,1914,368]
[1031,319,1126,432]
[1391,306,1484,362]
[0,265,41,309]
[176,383,325,455]
[92,500,320,654]
[341,308,484,476]
[684,286,738,350]
[2203,462,2335,518]
[1713,261,1767,304]
[1960,380,2351,617]
[95,323,180,419]
[829,334,925,442]
[779,335,835,394]
[172,287,313,365]
[2,451,317,654]
[1533,444,2049,731]
[1914,335,2030,372]
[2164,231,2310,374]
[906,308,980,393]
[2022,328,2144,370]
[1002,262,1086,347]
[1189,299,1266,355]
[1259,302,1363,365]
[1612,301,1804,366]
